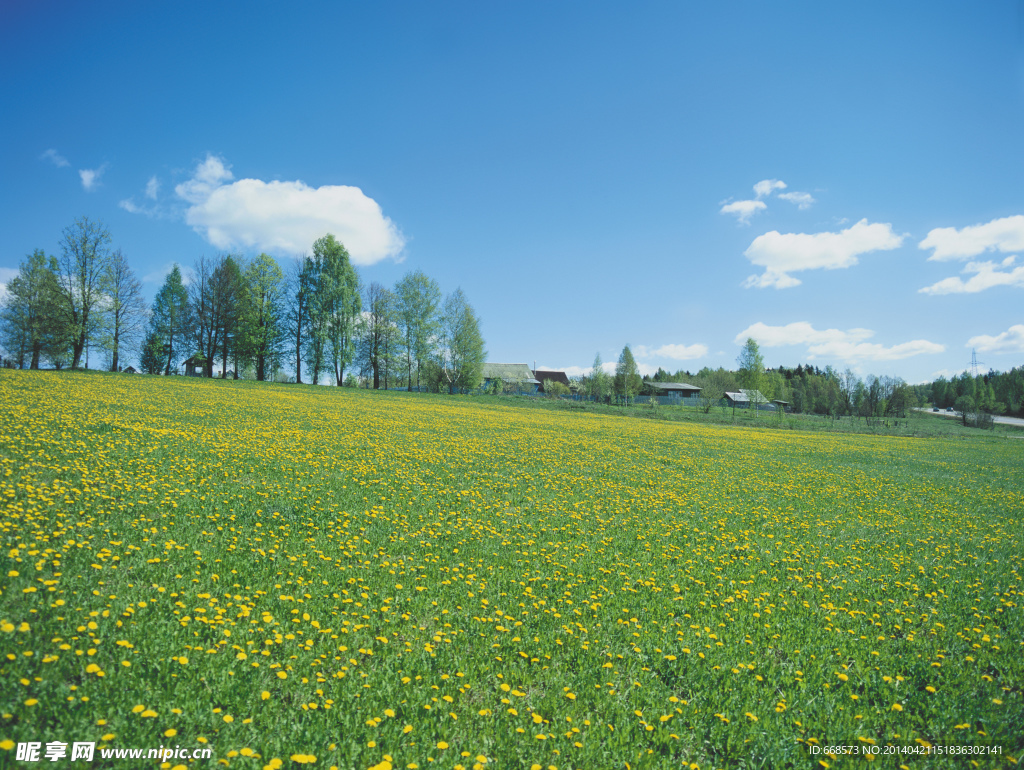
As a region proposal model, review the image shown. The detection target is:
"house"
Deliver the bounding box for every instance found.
[725,389,769,408]
[645,381,702,398]
[534,369,570,393]
[481,363,540,394]
[122,365,139,374]
[181,355,207,378]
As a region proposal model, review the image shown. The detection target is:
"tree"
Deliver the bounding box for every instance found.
[394,270,441,392]
[614,345,642,403]
[215,256,245,378]
[150,265,190,375]
[589,352,609,402]
[285,257,311,384]
[53,217,113,369]
[437,289,486,393]
[360,282,397,389]
[737,337,766,416]
[100,249,146,372]
[139,329,163,374]
[239,253,285,382]
[694,368,730,414]
[954,394,976,427]
[305,235,360,386]
[0,250,65,369]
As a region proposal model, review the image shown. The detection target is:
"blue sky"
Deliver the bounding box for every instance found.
[2,1,1022,382]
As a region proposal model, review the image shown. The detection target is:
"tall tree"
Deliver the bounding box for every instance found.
[54,217,113,368]
[215,255,244,378]
[437,288,486,393]
[0,250,64,369]
[737,337,766,416]
[360,282,396,389]
[614,345,642,403]
[101,249,146,372]
[589,352,608,402]
[239,253,285,381]
[150,265,190,375]
[394,270,441,392]
[286,257,312,384]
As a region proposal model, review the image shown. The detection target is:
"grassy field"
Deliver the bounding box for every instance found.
[1,371,1021,770]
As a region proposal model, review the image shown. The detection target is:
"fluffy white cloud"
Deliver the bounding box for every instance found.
[145,176,160,200]
[634,343,708,361]
[919,214,1024,262]
[720,199,766,224]
[778,191,815,209]
[967,325,1024,354]
[735,321,944,362]
[753,179,786,198]
[918,256,1024,295]
[170,154,405,263]
[79,165,107,192]
[743,219,904,289]
[41,149,69,168]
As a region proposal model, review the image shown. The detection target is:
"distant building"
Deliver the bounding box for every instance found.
[534,369,571,393]
[122,365,139,374]
[725,389,769,408]
[181,355,206,378]
[481,363,540,394]
[645,381,702,398]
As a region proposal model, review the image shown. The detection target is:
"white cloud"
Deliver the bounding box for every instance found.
[967,324,1024,354]
[634,343,708,361]
[930,368,960,380]
[145,176,160,200]
[918,256,1024,295]
[919,214,1024,262]
[735,321,944,362]
[778,191,815,209]
[169,154,405,264]
[41,149,69,168]
[720,199,766,225]
[753,179,787,198]
[79,164,107,192]
[743,219,905,289]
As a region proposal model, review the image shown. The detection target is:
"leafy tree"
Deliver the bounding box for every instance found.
[285,257,312,384]
[543,379,570,397]
[239,253,285,382]
[614,345,642,403]
[737,337,766,416]
[150,265,190,375]
[54,217,113,368]
[437,288,486,393]
[694,368,731,414]
[954,394,976,427]
[0,250,65,369]
[139,329,163,374]
[360,282,398,389]
[394,270,441,392]
[100,249,146,372]
[305,235,360,386]
[589,352,609,402]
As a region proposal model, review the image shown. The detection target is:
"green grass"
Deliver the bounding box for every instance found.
[1,370,1022,769]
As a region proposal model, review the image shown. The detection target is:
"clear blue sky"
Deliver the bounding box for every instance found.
[2,1,1022,382]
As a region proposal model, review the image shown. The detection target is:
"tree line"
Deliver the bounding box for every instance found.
[566,339,927,421]
[1,219,486,392]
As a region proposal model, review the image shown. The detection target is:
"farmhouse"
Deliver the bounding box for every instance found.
[725,389,769,408]
[534,369,571,393]
[481,363,540,394]
[645,381,702,398]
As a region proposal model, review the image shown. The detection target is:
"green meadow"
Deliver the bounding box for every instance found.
[1,371,1021,769]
